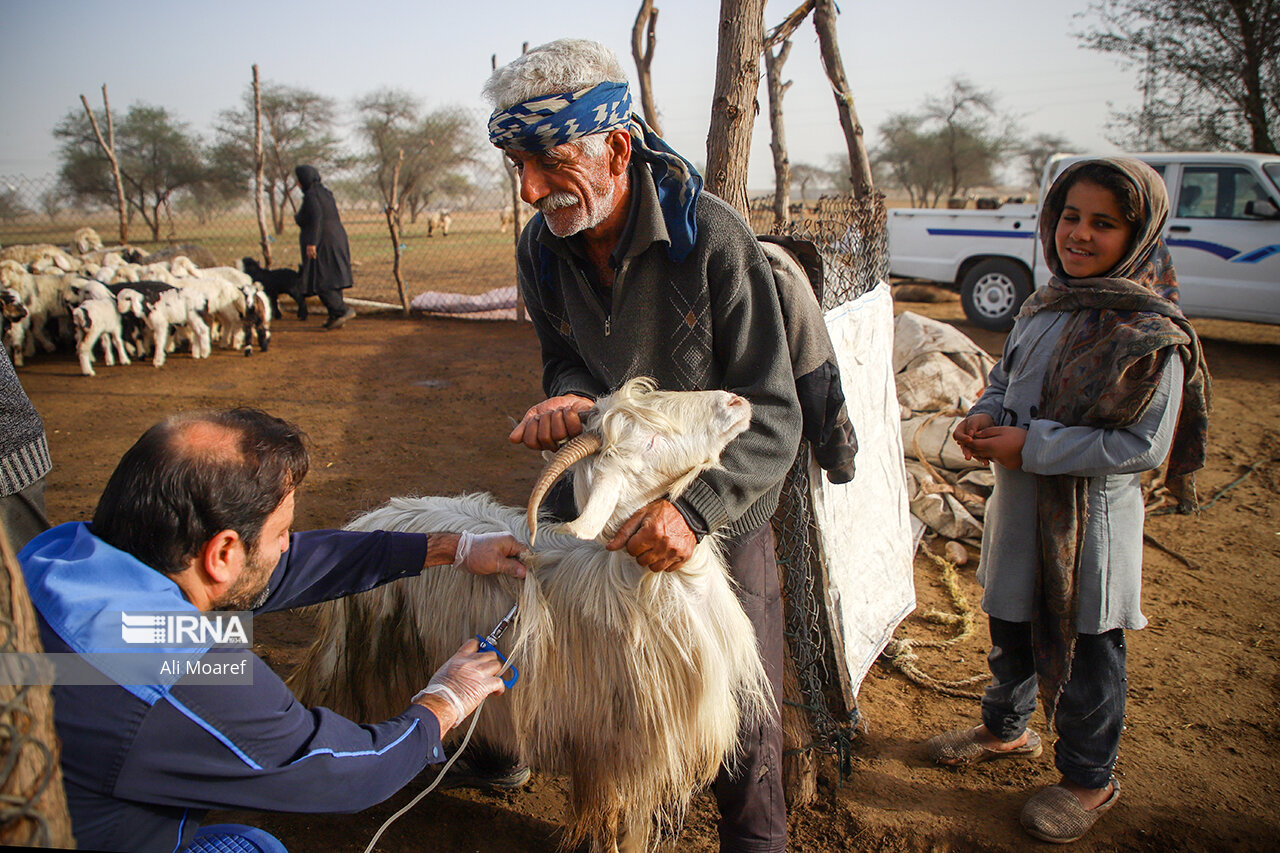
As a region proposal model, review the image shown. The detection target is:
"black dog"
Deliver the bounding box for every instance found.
[241,257,307,321]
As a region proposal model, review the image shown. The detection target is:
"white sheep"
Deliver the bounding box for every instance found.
[290,378,772,853]
[72,298,130,376]
[73,226,103,255]
[1,288,29,367]
[0,266,71,359]
[116,286,211,367]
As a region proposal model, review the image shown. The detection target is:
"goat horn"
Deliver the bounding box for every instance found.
[527,432,602,545]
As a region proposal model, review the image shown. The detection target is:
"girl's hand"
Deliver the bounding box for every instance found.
[969,426,1026,470]
[952,413,995,462]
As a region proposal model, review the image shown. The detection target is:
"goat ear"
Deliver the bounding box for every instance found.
[562,468,624,541]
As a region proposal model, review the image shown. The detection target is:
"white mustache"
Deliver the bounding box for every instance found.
[536,192,579,212]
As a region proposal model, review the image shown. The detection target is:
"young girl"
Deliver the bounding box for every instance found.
[924,157,1210,843]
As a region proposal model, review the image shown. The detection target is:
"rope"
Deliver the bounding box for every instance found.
[881,547,988,700]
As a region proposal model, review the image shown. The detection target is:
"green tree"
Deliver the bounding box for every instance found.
[873,79,1013,207]
[55,103,207,241]
[211,82,345,234]
[1018,133,1075,192]
[0,186,29,222]
[354,90,479,225]
[1078,0,1279,153]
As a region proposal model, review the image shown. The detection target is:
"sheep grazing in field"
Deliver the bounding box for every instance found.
[290,378,772,853]
[71,298,130,376]
[240,257,306,321]
[426,209,452,237]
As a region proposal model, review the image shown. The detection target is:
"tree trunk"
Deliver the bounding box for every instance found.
[495,48,529,322]
[384,151,409,314]
[813,0,874,198]
[80,86,128,245]
[705,0,767,218]
[632,0,663,135]
[252,66,272,268]
[764,41,793,233]
[0,525,75,849]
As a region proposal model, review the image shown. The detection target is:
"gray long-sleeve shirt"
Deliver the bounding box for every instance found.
[969,310,1184,632]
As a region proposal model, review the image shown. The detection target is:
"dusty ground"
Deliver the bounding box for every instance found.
[14,286,1280,852]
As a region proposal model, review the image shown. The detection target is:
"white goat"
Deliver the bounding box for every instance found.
[116,286,211,366]
[72,298,130,376]
[1,288,29,367]
[291,379,772,853]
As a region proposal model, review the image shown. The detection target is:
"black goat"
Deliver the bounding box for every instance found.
[240,257,307,321]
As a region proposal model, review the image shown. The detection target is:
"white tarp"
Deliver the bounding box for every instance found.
[808,282,916,699]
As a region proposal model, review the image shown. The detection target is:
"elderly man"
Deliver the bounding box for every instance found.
[19,407,525,853]
[487,38,800,853]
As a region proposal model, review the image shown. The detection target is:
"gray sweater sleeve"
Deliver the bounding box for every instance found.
[1022,355,1184,477]
[968,334,1012,423]
[677,232,803,533]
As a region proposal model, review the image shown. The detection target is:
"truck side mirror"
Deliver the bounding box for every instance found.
[1243,199,1280,219]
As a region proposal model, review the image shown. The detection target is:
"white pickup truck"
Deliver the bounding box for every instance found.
[888,151,1280,329]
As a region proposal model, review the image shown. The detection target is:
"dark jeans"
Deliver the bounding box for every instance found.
[712,522,787,853]
[981,616,1126,790]
[317,287,349,321]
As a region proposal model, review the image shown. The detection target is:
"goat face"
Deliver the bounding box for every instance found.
[528,378,752,543]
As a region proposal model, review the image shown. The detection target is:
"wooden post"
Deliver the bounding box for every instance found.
[494,49,528,322]
[0,523,75,849]
[813,0,874,198]
[252,65,272,268]
[764,1,816,233]
[81,85,128,245]
[631,0,662,135]
[384,150,409,314]
[705,0,767,217]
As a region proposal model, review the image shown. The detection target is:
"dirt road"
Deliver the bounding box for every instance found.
[15,292,1280,852]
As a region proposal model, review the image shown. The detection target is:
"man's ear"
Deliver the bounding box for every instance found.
[199,529,245,586]
[606,129,631,176]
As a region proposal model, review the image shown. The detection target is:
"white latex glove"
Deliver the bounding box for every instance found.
[453,531,526,578]
[413,638,505,725]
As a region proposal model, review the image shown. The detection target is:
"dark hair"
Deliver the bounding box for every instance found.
[1059,162,1147,226]
[91,408,309,574]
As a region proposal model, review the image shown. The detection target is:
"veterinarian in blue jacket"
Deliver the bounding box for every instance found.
[18,407,525,853]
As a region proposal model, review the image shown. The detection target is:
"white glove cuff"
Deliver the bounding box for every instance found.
[413,683,466,721]
[451,531,475,571]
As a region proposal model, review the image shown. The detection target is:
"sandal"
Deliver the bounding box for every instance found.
[924,725,1043,766]
[1020,779,1120,843]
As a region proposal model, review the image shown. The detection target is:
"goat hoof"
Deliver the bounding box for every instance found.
[243,347,253,357]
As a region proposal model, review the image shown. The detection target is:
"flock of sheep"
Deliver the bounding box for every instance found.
[1,228,278,376]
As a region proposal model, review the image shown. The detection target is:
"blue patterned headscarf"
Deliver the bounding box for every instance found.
[489,81,702,263]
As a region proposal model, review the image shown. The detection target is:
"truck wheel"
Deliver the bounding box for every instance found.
[960,259,1031,331]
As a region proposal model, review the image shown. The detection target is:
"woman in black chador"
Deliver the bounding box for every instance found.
[295,165,355,329]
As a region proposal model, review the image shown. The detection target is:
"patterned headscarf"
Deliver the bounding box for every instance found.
[1019,157,1211,723]
[488,81,703,263]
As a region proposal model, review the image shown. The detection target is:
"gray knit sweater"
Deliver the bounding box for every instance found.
[518,165,802,539]
[1,349,50,496]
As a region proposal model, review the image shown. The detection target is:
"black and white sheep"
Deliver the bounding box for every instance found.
[240,257,306,321]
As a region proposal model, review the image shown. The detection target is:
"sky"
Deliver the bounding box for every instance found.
[0,0,1140,193]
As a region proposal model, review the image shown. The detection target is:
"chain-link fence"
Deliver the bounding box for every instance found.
[765,192,890,774]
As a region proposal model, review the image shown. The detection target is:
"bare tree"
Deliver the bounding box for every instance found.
[763,1,815,231]
[1019,132,1075,191]
[705,0,767,216]
[383,150,409,314]
[813,0,874,198]
[79,86,128,244]
[632,0,662,134]
[252,66,271,267]
[1078,0,1279,153]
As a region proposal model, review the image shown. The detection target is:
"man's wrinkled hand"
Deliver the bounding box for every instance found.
[606,499,695,573]
[508,394,594,451]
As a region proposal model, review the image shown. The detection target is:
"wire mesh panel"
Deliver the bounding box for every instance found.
[765,192,890,769]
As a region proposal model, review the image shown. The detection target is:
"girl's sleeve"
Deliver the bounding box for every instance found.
[1021,355,1184,477]
[968,331,1014,422]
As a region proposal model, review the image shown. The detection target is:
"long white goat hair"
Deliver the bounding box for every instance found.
[291,379,773,852]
